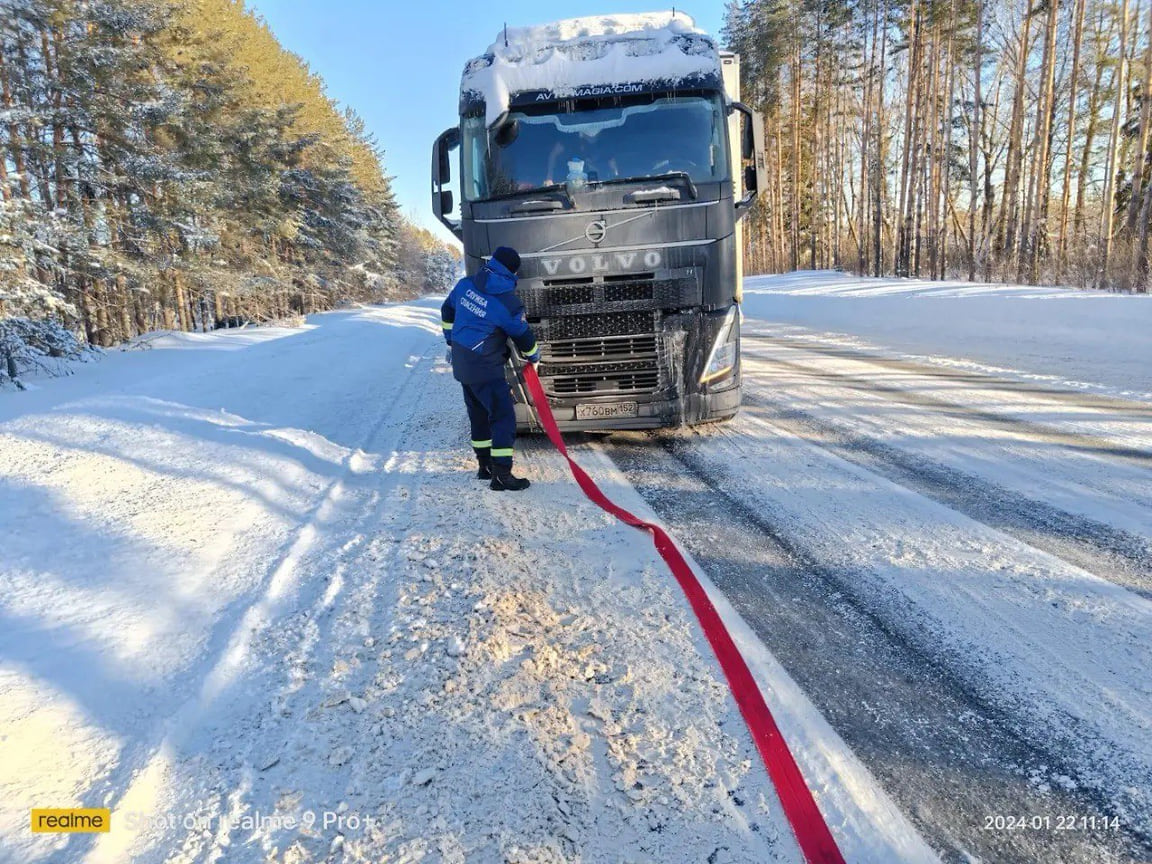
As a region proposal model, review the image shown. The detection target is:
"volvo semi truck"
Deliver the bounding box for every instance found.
[431,13,765,430]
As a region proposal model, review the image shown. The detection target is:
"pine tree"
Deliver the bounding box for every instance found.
[2,0,434,374]
[724,0,1152,290]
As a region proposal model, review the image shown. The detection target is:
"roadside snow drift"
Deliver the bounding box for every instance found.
[742,270,1152,400]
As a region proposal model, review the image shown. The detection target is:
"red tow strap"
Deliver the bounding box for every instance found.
[521,365,846,864]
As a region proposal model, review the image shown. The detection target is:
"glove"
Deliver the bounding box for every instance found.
[525,350,541,366]
[445,346,453,365]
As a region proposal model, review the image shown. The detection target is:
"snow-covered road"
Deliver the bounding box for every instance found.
[2,271,1150,863]
[609,272,1152,863]
[0,299,928,864]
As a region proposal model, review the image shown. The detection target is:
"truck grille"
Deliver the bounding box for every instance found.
[543,334,658,361]
[526,276,695,400]
[603,282,655,302]
[538,310,656,341]
[521,275,697,317]
[548,284,596,306]
[539,331,666,399]
[550,370,661,396]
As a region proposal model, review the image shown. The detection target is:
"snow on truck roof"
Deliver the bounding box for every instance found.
[461,12,723,126]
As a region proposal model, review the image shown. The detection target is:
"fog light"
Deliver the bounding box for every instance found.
[700,306,739,384]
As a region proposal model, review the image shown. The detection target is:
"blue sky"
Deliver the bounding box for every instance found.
[246,2,727,245]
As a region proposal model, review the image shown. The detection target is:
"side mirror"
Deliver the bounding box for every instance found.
[438,145,452,182]
[432,127,462,239]
[731,102,767,221]
[436,128,459,182]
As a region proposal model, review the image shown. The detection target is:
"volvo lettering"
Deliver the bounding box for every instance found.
[431,13,766,430]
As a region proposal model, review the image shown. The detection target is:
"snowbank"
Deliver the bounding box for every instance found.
[0,317,97,391]
[742,271,1152,401]
[462,13,721,126]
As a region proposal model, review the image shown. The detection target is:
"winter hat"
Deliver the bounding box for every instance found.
[492,246,521,274]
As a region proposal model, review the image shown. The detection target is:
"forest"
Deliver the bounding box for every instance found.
[725,0,1152,290]
[0,0,457,384]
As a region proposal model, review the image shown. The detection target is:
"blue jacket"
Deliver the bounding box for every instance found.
[441,259,539,384]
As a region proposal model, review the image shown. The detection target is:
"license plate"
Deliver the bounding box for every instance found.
[575,401,639,421]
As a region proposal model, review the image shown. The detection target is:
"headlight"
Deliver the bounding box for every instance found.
[699,305,739,384]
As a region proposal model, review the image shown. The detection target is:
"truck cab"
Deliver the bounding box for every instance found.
[432,13,765,430]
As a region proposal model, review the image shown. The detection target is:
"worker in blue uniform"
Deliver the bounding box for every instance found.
[441,247,540,491]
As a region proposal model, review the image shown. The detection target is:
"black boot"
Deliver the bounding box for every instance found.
[473,446,493,480]
[489,467,530,491]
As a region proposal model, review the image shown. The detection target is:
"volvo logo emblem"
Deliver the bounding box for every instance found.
[585,219,608,244]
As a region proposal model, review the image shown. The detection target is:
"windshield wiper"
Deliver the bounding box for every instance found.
[626,187,681,205]
[593,172,699,200]
[510,199,565,214]
[483,183,573,206]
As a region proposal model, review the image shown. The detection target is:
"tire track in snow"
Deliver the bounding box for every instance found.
[82,344,441,864]
[607,436,1152,864]
[738,393,1152,599]
[155,367,801,863]
[741,343,1152,470]
[742,330,1152,420]
[169,370,437,864]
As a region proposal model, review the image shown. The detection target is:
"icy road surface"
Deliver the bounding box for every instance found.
[0,301,930,864]
[609,272,1152,863]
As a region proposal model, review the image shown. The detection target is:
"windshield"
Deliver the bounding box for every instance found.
[462,93,729,201]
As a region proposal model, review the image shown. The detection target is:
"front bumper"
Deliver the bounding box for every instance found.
[514,379,741,432]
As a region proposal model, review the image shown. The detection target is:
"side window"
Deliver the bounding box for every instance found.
[711,101,725,179]
[462,116,489,201]
[470,131,487,200]
[471,137,485,199]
